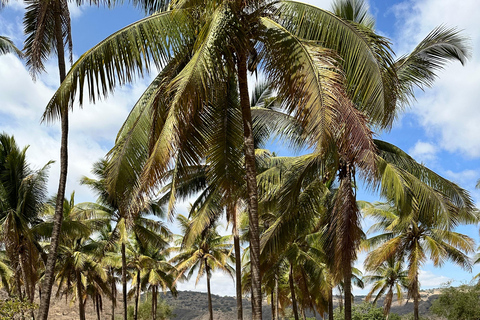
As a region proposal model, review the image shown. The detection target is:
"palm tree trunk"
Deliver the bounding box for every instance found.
[111,267,116,320]
[271,289,275,320]
[152,287,157,320]
[289,263,299,320]
[328,287,334,320]
[344,270,352,320]
[205,260,214,320]
[231,203,243,320]
[19,250,36,320]
[122,242,128,320]
[134,270,140,320]
[76,271,86,320]
[96,294,101,320]
[275,276,279,320]
[14,270,24,320]
[19,252,32,303]
[237,49,262,320]
[384,288,393,320]
[413,273,419,320]
[38,7,69,320]
[301,307,306,320]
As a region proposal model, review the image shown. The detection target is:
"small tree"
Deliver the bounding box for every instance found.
[333,302,385,320]
[430,283,480,320]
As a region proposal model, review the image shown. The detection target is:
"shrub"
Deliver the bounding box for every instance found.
[127,294,174,320]
[430,283,480,320]
[0,299,37,320]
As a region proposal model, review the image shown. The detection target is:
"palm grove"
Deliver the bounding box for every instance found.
[0,0,479,320]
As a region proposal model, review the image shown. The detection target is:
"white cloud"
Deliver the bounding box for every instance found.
[418,270,451,288]
[393,0,480,158]
[443,169,478,186]
[177,270,236,297]
[408,141,437,164]
[0,53,151,204]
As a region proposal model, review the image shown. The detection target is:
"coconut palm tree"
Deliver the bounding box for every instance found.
[34,191,109,320]
[0,36,22,56]
[55,236,110,320]
[22,0,78,315]
[138,245,177,320]
[363,257,409,320]
[81,158,171,320]
[363,201,476,320]
[171,215,234,320]
[125,237,176,320]
[44,0,402,315]
[0,133,52,305]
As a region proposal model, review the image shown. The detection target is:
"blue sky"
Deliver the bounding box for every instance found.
[1,0,480,297]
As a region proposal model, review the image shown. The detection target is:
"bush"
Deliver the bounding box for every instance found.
[333,303,385,320]
[127,294,174,320]
[430,283,480,320]
[0,299,37,320]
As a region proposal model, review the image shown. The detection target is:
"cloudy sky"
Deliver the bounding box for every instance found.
[1,0,480,297]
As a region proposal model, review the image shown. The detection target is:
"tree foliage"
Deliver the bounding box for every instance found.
[430,283,480,320]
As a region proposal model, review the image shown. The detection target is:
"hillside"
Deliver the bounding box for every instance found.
[31,289,440,319]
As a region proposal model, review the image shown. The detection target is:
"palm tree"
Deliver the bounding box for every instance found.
[363,201,475,320]
[363,257,409,320]
[0,133,51,305]
[22,0,78,315]
[44,0,403,315]
[171,215,234,320]
[125,237,176,320]
[34,191,109,320]
[0,36,22,57]
[138,245,177,320]
[55,237,110,320]
[81,158,171,320]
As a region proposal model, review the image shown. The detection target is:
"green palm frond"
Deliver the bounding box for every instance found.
[276,1,397,128]
[0,36,23,57]
[395,25,471,105]
[43,9,194,122]
[331,0,375,29]
[23,0,73,79]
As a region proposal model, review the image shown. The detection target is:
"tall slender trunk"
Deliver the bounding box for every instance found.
[328,287,334,320]
[344,269,352,320]
[152,287,157,320]
[237,49,262,320]
[289,263,299,320]
[339,287,343,313]
[413,273,419,320]
[384,288,393,320]
[96,294,101,320]
[300,307,306,320]
[231,203,243,320]
[134,269,140,320]
[19,250,35,320]
[271,289,275,320]
[205,260,213,320]
[19,252,32,303]
[111,267,116,320]
[76,271,86,320]
[38,7,69,320]
[122,243,128,320]
[14,270,24,320]
[275,276,279,320]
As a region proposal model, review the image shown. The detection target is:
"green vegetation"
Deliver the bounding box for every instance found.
[430,283,480,320]
[0,299,37,320]
[333,303,389,320]
[0,0,479,320]
[127,295,173,320]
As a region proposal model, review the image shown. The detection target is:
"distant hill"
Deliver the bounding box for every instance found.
[160,289,440,320]
[21,288,440,319]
